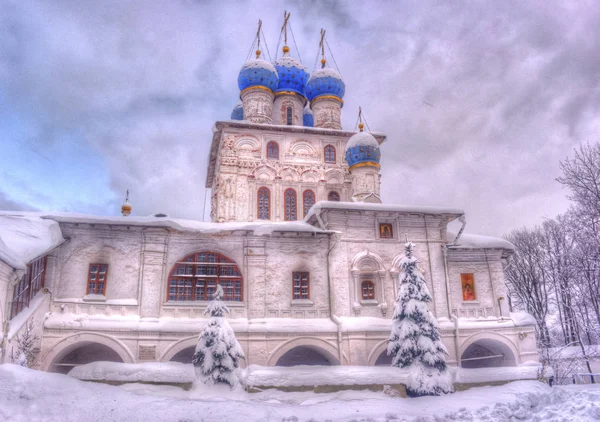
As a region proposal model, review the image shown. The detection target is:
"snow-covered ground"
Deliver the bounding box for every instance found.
[1,364,600,422]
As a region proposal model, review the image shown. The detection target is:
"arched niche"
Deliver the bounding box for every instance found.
[350,250,388,316]
[460,333,518,368]
[43,332,134,374]
[267,337,345,366]
[325,169,344,185]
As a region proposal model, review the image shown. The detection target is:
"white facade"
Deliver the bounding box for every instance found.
[0,37,538,375]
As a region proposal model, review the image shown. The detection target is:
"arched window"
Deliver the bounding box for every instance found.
[303,190,316,217]
[328,191,340,201]
[284,188,297,221]
[286,107,293,125]
[168,252,243,302]
[361,281,375,300]
[324,145,336,163]
[257,187,270,220]
[267,141,279,160]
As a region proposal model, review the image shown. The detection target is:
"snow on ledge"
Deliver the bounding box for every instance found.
[305,201,464,222]
[0,211,332,236]
[447,231,515,251]
[68,361,195,383]
[67,361,546,388]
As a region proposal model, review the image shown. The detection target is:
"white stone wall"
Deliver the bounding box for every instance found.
[447,249,510,318]
[272,94,304,126]
[212,126,354,222]
[33,212,534,371]
[322,208,451,319]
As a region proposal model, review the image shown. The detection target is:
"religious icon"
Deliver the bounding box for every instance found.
[461,273,476,301]
[379,223,393,239]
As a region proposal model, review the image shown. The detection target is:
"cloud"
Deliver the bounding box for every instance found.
[1,0,600,235]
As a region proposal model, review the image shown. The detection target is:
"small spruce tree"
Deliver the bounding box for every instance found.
[388,242,453,396]
[10,319,40,368]
[192,284,245,389]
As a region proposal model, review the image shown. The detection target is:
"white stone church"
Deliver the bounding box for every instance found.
[0,28,538,374]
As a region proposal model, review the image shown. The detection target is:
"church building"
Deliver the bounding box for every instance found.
[0,20,538,374]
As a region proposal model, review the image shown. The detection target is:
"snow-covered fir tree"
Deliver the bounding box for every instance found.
[192,284,245,389]
[388,242,453,396]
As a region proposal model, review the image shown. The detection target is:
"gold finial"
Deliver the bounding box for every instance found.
[358,123,364,132]
[321,58,327,66]
[121,189,132,217]
[256,49,261,59]
[283,45,290,54]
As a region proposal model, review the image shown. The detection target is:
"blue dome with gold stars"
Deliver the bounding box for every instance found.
[273,51,309,96]
[305,67,345,102]
[238,59,279,93]
[345,130,381,169]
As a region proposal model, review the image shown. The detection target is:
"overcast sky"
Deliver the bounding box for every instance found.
[1,0,599,237]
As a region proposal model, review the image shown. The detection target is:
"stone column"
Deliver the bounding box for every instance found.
[139,229,169,319]
[273,94,305,125]
[241,88,275,124]
[311,97,342,129]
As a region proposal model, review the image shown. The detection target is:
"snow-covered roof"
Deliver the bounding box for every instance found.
[305,201,464,222]
[273,54,308,71]
[0,214,65,270]
[309,67,343,80]
[346,131,379,149]
[448,231,515,251]
[0,211,333,237]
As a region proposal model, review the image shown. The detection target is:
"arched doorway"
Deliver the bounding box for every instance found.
[170,346,196,364]
[374,350,393,366]
[50,342,124,374]
[461,338,516,368]
[275,346,338,366]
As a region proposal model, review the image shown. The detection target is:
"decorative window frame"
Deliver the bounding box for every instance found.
[266,141,279,160]
[291,271,311,305]
[166,251,244,303]
[257,186,271,220]
[284,188,298,221]
[350,250,387,316]
[324,145,336,164]
[86,263,109,298]
[302,189,316,218]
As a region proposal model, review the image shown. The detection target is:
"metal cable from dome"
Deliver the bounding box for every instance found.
[289,22,303,63]
[325,39,342,76]
[261,27,272,61]
[245,38,257,62]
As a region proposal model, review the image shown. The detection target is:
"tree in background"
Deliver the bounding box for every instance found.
[192,284,245,389]
[387,242,453,396]
[504,142,600,383]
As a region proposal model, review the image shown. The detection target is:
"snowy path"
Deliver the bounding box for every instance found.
[1,364,600,422]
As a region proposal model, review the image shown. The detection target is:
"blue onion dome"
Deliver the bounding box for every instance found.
[237,58,279,93]
[345,127,381,169]
[273,49,309,96]
[303,104,314,127]
[230,100,244,120]
[305,67,345,102]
